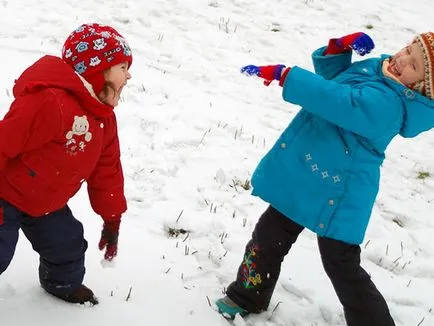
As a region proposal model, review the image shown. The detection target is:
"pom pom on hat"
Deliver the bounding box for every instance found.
[412,32,434,100]
[62,23,133,94]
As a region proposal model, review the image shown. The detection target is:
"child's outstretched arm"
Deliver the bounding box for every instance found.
[312,33,374,79]
[239,33,374,89]
[324,32,374,56]
[282,67,402,138]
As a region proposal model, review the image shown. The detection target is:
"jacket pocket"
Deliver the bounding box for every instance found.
[23,154,83,188]
[5,157,54,196]
[279,111,312,149]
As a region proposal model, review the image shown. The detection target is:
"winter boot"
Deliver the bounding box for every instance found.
[216,296,248,319]
[49,284,99,305]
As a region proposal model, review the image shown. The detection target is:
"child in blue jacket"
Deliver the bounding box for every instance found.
[216,32,434,326]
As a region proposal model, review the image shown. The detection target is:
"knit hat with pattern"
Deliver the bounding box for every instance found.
[411,32,434,100]
[62,23,132,94]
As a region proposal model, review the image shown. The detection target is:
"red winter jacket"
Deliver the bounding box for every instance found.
[0,55,127,222]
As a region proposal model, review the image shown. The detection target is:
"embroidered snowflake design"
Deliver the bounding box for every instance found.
[241,245,262,289]
[305,153,342,183]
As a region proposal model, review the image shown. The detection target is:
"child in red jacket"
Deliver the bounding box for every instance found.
[0,23,132,305]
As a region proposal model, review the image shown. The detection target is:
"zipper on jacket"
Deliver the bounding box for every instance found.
[337,128,350,155]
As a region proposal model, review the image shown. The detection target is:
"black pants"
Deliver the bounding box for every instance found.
[0,199,87,297]
[226,206,395,326]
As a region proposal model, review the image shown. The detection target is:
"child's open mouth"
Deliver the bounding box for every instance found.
[387,58,400,77]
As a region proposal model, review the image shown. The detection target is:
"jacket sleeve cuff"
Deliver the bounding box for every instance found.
[279,67,292,87]
[102,216,121,232]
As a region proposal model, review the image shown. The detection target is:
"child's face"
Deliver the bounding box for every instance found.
[388,43,425,86]
[100,61,131,107]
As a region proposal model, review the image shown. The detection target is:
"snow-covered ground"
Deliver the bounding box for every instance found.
[1,0,434,325]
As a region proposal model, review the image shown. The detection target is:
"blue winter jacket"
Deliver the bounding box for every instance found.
[251,46,434,245]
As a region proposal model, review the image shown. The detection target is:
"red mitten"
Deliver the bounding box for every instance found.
[98,219,120,261]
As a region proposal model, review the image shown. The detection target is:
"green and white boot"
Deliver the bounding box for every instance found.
[216,296,248,319]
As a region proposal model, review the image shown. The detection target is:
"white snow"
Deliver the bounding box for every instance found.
[1,0,434,325]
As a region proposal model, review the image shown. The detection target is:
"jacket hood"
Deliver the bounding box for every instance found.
[380,54,434,138]
[13,55,114,118]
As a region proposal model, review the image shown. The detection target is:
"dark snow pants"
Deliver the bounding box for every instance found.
[0,199,87,297]
[226,205,395,326]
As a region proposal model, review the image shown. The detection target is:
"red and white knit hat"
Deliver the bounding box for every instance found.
[62,23,133,94]
[411,32,434,100]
